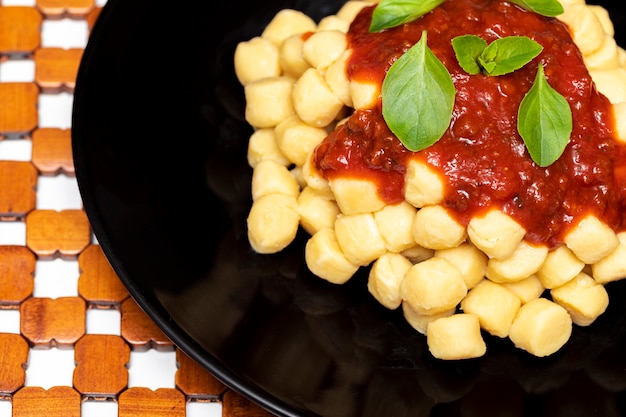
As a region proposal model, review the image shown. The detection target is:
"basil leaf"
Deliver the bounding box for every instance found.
[451,35,487,75]
[452,35,543,76]
[518,64,572,167]
[478,36,543,76]
[508,0,564,16]
[382,31,455,152]
[370,0,446,32]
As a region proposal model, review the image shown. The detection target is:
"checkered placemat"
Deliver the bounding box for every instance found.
[0,0,274,415]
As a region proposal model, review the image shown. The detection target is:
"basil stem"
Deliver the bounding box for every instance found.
[518,64,572,167]
[381,31,455,152]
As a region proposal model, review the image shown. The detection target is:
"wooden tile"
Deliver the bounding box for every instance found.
[175,349,227,399]
[118,387,185,417]
[0,161,37,220]
[31,128,74,175]
[0,7,42,55]
[77,244,129,306]
[73,334,130,398]
[85,6,102,31]
[120,298,173,351]
[36,0,94,18]
[0,83,39,137]
[12,386,81,417]
[25,209,91,259]
[223,389,276,417]
[34,48,83,92]
[0,333,29,395]
[20,296,86,347]
[0,245,35,306]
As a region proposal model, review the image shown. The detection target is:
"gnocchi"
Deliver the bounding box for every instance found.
[236,0,626,360]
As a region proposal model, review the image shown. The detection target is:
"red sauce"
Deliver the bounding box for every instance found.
[313,0,626,248]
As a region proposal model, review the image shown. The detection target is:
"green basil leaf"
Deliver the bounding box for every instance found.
[508,0,564,16]
[451,35,487,75]
[382,31,455,152]
[518,64,572,167]
[369,0,446,32]
[478,36,543,76]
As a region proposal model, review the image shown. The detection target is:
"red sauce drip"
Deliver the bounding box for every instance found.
[313,0,626,248]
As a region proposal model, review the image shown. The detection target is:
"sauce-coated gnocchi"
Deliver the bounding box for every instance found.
[236,0,626,360]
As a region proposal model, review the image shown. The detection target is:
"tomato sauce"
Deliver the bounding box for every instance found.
[313,0,626,248]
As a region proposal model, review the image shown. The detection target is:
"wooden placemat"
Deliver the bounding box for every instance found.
[0,1,273,416]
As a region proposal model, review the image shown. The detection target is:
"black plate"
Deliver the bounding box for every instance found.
[72,1,626,416]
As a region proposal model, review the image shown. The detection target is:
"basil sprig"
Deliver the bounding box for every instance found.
[381,31,455,152]
[375,0,573,166]
[518,64,572,167]
[369,0,563,33]
[369,0,446,32]
[452,35,543,76]
[381,32,572,165]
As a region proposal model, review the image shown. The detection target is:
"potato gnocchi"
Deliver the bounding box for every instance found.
[235,0,626,360]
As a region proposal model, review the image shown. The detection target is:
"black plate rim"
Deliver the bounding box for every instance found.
[70,2,304,416]
[70,1,626,416]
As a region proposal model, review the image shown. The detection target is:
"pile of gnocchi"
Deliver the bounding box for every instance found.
[234,0,626,360]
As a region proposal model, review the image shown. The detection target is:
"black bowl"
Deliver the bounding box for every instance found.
[72,1,626,416]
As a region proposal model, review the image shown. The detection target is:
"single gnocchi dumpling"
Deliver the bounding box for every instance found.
[261,9,317,45]
[329,177,386,215]
[247,193,300,254]
[374,201,418,253]
[305,228,359,284]
[246,128,290,168]
[244,76,295,128]
[234,37,281,85]
[251,159,300,201]
[334,213,387,266]
[274,115,328,166]
[297,186,340,235]
[536,245,585,289]
[292,68,345,127]
[403,159,445,208]
[280,34,311,79]
[325,50,353,107]
[508,298,573,357]
[467,209,526,260]
[563,214,619,264]
[411,205,467,250]
[400,257,467,315]
[460,280,521,338]
[427,314,487,360]
[302,30,347,70]
[592,231,626,284]
[350,79,380,110]
[551,272,609,326]
[485,240,549,283]
[368,252,413,309]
